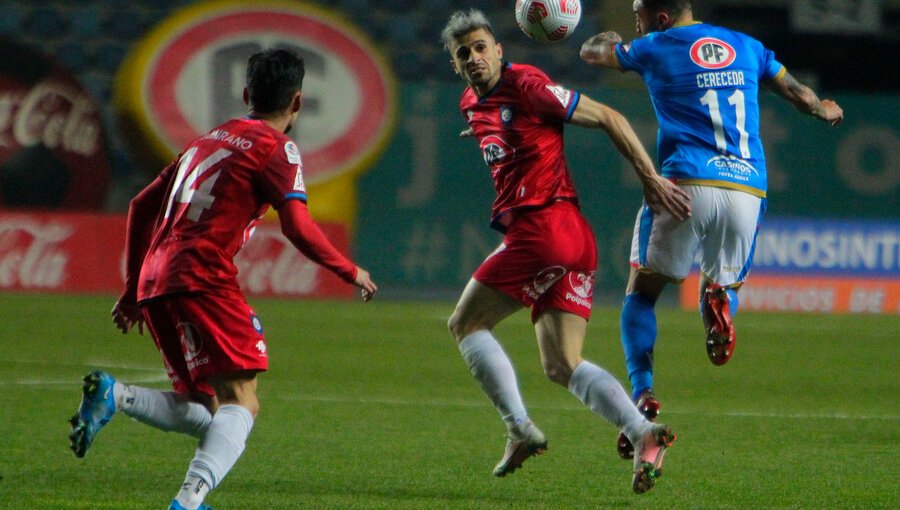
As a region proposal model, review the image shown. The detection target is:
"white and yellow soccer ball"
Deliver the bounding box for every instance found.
[515,0,582,42]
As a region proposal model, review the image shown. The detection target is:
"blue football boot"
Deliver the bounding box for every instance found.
[69,370,117,457]
[168,500,213,510]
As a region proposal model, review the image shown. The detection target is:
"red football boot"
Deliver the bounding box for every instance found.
[702,284,736,366]
[617,390,661,460]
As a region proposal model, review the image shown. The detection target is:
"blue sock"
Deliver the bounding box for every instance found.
[725,288,740,316]
[620,292,657,400]
[700,287,741,319]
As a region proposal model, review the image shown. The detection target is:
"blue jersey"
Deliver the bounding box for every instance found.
[615,22,785,197]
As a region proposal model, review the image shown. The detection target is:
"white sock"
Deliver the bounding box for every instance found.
[115,382,212,438]
[175,404,254,509]
[459,330,529,434]
[568,361,651,444]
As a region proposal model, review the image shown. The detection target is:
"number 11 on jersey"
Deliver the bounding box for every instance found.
[700,89,750,159]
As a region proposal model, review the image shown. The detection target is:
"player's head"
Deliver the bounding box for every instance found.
[441,9,503,94]
[632,0,693,35]
[244,48,305,133]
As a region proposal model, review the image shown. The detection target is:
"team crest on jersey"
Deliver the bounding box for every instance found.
[480,135,515,168]
[690,38,737,69]
[467,110,475,121]
[545,85,572,108]
[500,105,513,125]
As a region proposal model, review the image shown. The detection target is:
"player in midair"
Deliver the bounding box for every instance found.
[68,48,377,510]
[441,9,691,493]
[579,0,843,458]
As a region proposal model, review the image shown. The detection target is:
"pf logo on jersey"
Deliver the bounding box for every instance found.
[690,38,736,69]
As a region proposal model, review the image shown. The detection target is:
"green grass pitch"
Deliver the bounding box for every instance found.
[0,293,897,509]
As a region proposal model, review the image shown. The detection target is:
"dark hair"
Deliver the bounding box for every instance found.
[639,0,692,15]
[245,48,305,114]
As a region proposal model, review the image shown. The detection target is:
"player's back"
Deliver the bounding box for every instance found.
[618,23,784,195]
[139,118,291,299]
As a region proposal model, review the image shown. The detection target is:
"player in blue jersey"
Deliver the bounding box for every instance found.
[579,0,843,459]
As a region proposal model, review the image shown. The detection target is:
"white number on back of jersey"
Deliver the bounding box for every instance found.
[164,147,232,221]
[700,89,750,159]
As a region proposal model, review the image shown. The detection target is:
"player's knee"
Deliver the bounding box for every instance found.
[541,359,574,386]
[447,312,474,342]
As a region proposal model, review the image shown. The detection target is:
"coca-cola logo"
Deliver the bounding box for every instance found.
[0,218,72,289]
[0,82,100,157]
[0,40,111,209]
[235,226,321,295]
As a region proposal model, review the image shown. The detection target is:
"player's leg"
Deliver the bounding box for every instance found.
[161,290,267,509]
[173,372,259,510]
[616,268,670,459]
[449,278,541,476]
[615,198,697,458]
[698,189,764,365]
[69,299,214,458]
[534,308,675,493]
[117,298,215,436]
[623,200,698,395]
[621,268,668,400]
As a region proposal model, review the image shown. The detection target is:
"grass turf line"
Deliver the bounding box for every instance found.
[0,293,897,509]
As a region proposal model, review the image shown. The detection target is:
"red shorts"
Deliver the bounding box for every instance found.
[474,200,597,322]
[140,290,268,396]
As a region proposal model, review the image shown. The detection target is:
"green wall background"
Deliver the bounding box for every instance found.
[356,84,899,299]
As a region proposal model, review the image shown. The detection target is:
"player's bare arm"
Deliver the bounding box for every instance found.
[769,71,844,126]
[579,32,622,69]
[569,95,691,220]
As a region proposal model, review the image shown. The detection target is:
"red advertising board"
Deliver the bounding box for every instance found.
[679,218,900,314]
[680,273,900,314]
[0,210,353,298]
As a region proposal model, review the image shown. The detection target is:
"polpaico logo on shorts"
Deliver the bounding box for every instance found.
[178,321,209,369]
[565,270,594,309]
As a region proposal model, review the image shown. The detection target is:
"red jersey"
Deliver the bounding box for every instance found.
[138,118,310,300]
[460,62,581,231]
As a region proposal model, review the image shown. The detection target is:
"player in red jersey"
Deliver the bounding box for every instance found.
[68,49,377,510]
[441,10,690,493]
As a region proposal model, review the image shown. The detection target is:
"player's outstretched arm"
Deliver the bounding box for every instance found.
[768,71,844,126]
[579,32,622,69]
[277,199,377,302]
[570,95,691,220]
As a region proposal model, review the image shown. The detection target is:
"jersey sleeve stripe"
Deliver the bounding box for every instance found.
[284,192,308,202]
[772,66,787,81]
[566,92,581,121]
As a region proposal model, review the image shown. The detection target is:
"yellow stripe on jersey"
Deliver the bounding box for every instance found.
[676,179,767,198]
[773,66,787,81]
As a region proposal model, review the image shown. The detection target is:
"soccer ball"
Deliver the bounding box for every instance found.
[515,0,582,43]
